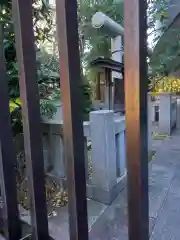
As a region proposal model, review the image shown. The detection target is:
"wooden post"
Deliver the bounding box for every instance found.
[124,0,149,239]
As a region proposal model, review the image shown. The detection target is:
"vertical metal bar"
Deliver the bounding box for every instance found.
[55,0,89,239]
[12,1,49,239]
[0,24,21,240]
[124,0,149,240]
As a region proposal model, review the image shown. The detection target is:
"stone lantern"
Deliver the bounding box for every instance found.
[90,57,124,113]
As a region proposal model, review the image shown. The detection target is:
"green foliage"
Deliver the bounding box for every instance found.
[150,75,180,93]
[0,0,57,134]
[78,0,170,85]
[78,0,124,66]
[39,85,60,119]
[81,81,92,119]
[147,0,169,31]
[2,0,173,131]
[37,48,59,80]
[78,0,169,70]
[148,0,180,76]
[77,0,124,101]
[40,99,57,119]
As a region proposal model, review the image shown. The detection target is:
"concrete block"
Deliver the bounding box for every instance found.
[159,93,172,135]
[90,110,117,191]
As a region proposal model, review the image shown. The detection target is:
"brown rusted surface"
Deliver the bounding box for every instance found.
[0,25,21,240]
[56,0,89,239]
[124,0,149,239]
[12,0,49,239]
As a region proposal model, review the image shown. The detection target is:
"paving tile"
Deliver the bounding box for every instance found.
[19,129,180,239]
[151,176,180,240]
[90,130,180,239]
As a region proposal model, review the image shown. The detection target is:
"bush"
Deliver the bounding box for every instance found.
[150,75,180,94]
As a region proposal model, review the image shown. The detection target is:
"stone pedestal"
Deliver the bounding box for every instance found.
[159,93,172,135]
[42,101,65,179]
[42,107,127,204]
[87,110,125,204]
[176,97,180,129]
[90,110,116,190]
[115,131,126,177]
[49,125,65,178]
[42,123,65,179]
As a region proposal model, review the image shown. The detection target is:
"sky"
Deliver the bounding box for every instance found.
[49,0,55,6]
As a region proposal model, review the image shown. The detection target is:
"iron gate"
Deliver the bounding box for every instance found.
[0,0,149,239]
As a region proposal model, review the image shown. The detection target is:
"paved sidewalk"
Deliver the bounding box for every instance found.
[90,130,180,240]
[19,129,180,239]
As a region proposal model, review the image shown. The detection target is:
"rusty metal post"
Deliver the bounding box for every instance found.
[124,0,149,239]
[55,0,89,239]
[12,0,50,239]
[0,24,21,240]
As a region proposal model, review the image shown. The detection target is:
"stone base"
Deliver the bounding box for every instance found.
[45,171,127,205]
[87,172,126,205]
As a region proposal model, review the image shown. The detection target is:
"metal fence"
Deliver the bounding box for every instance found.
[0,0,149,239]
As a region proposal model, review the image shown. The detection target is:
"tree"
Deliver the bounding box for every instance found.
[0,0,55,133]
[148,0,180,76]
[78,0,124,65]
[1,0,172,125]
